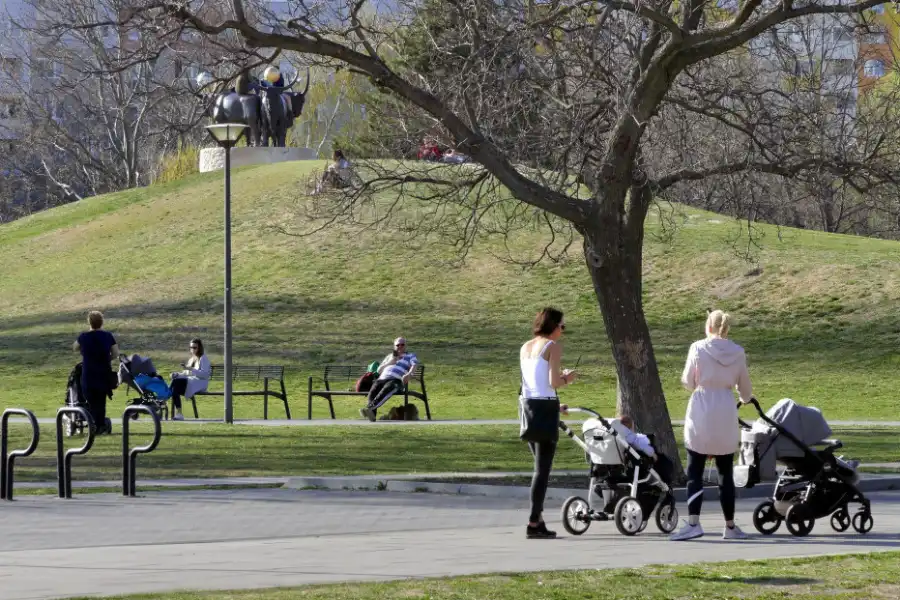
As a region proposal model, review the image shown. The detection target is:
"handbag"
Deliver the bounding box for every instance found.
[518,395,561,443]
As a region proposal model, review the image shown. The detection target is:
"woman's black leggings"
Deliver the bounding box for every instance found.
[170,378,188,410]
[686,448,735,521]
[528,441,557,523]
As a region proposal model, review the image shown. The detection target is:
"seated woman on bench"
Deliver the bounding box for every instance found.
[169,338,211,420]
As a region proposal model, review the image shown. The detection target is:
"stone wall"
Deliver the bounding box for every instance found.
[199,146,318,173]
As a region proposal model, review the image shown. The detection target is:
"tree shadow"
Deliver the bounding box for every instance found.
[675,574,819,586]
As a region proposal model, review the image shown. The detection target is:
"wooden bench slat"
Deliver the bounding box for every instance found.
[187,364,289,420]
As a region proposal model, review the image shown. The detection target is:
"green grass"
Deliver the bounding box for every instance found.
[2,161,900,422]
[60,552,900,599]
[3,423,896,484]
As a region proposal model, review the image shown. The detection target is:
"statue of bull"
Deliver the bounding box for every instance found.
[257,68,310,148]
[192,70,262,147]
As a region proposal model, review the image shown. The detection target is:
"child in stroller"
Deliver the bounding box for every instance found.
[738,398,873,537]
[559,407,679,536]
[118,354,172,420]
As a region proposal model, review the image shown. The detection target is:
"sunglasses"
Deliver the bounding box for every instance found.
[559,324,566,331]
[190,346,198,349]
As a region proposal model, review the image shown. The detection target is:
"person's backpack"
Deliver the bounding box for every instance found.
[355,371,377,393]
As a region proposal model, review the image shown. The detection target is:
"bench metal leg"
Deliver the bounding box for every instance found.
[263,378,269,420]
[419,379,431,420]
[191,395,199,419]
[281,380,290,419]
[307,377,314,420]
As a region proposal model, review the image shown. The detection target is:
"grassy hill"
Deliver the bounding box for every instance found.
[1,160,899,422]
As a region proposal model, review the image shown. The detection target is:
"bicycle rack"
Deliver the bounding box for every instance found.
[56,407,95,498]
[122,405,162,497]
[1,408,40,501]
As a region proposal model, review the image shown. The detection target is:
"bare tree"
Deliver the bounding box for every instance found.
[0,0,221,205]
[82,0,900,466]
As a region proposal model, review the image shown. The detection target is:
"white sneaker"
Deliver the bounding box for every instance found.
[173,413,184,421]
[723,524,749,540]
[670,521,704,541]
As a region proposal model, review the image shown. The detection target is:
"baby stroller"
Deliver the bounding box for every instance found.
[118,354,171,420]
[737,398,872,537]
[62,362,113,437]
[558,407,678,536]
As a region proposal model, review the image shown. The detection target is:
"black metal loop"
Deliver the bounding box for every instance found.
[1,408,40,501]
[56,407,95,499]
[122,406,162,497]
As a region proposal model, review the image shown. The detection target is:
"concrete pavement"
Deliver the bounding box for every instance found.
[1,487,898,600]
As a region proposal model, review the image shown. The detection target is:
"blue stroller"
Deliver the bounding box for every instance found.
[118,354,171,420]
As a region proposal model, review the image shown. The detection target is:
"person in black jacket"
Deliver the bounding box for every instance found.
[72,311,119,434]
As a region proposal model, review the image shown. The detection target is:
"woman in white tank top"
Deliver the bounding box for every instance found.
[519,307,577,539]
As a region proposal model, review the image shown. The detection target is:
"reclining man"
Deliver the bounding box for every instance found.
[359,337,418,422]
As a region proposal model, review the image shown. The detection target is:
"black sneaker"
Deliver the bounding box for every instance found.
[526,522,557,539]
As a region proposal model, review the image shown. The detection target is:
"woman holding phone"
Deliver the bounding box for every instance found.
[519,307,577,539]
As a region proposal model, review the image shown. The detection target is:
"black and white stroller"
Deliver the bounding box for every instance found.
[118,354,171,420]
[737,398,872,537]
[62,362,113,436]
[558,407,678,536]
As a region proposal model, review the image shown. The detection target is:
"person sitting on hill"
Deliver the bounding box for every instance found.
[417,137,443,162]
[316,150,354,192]
[359,337,418,421]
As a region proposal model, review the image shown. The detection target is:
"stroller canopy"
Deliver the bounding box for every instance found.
[119,354,158,387]
[755,398,832,445]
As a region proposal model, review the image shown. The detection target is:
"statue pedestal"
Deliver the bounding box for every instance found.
[199,146,318,173]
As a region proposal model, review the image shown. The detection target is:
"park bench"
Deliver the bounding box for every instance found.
[307,364,431,420]
[190,364,290,419]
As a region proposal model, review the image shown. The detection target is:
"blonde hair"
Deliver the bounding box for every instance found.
[87,311,104,330]
[706,309,731,338]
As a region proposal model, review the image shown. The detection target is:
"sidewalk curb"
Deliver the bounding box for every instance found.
[284,475,900,502]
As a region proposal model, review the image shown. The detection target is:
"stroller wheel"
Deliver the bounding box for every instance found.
[851,511,873,534]
[655,496,679,534]
[560,496,591,536]
[614,496,643,536]
[105,418,113,434]
[785,505,815,537]
[61,415,76,437]
[830,508,851,532]
[752,501,782,535]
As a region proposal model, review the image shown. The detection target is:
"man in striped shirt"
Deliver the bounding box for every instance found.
[360,337,418,422]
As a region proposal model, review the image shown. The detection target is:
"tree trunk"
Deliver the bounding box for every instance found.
[584,244,684,480]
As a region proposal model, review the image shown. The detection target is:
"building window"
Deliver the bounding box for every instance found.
[831,26,852,43]
[864,58,886,77]
[861,28,887,44]
[829,59,855,75]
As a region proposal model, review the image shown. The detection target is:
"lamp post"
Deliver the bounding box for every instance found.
[205,123,247,424]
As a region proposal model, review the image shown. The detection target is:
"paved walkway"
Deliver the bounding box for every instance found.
[21,417,900,427]
[1,488,898,600]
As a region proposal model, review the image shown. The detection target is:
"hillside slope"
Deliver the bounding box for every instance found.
[1,161,899,421]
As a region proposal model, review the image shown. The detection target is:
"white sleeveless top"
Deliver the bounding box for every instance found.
[520,339,557,399]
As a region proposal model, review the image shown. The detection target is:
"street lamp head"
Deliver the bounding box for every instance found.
[205,123,248,148]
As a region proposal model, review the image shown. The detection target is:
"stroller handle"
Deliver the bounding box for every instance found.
[736,397,762,429]
[562,407,612,429]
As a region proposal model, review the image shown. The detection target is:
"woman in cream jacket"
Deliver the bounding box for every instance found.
[670,310,754,542]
